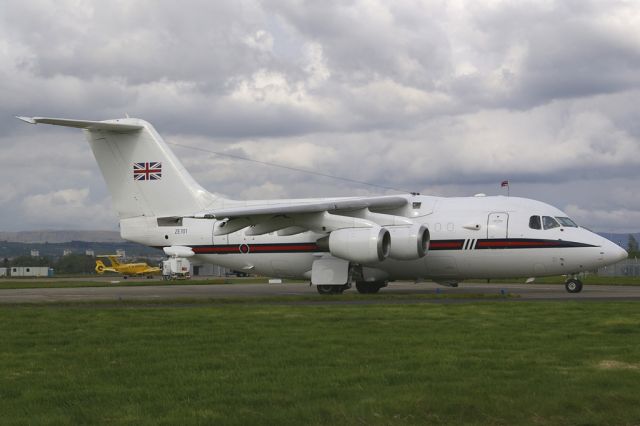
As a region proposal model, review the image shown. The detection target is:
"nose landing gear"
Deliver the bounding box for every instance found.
[565,278,583,293]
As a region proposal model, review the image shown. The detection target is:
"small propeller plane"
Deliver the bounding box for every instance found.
[18,116,627,294]
[94,255,160,278]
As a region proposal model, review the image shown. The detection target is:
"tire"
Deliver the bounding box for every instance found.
[316,285,335,295]
[355,281,384,294]
[335,284,349,294]
[316,284,349,295]
[565,278,583,293]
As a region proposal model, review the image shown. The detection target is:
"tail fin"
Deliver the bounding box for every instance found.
[17,116,218,218]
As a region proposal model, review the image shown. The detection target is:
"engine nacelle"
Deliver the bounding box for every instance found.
[387,225,430,260]
[328,227,390,264]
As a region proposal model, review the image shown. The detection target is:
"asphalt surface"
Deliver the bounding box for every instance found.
[1,281,640,304]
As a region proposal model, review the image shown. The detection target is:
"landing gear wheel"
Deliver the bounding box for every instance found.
[316,285,348,295]
[355,281,384,294]
[565,278,583,293]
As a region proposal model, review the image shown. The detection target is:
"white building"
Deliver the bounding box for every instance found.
[10,266,52,277]
[30,249,40,257]
[191,263,230,277]
[0,267,7,277]
[85,249,95,257]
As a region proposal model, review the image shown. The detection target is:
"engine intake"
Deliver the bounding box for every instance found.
[328,227,390,264]
[387,225,430,260]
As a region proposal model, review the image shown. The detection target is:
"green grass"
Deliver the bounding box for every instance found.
[1,302,639,425]
[2,274,640,290]
[0,277,301,290]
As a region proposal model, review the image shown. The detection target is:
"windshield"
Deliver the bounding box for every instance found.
[542,216,560,230]
[555,217,578,227]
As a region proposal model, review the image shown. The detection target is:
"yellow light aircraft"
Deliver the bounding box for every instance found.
[95,255,160,278]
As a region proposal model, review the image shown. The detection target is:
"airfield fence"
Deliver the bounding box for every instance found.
[598,258,640,277]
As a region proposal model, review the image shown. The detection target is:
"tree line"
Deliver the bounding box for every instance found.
[629,235,639,258]
[2,255,158,275]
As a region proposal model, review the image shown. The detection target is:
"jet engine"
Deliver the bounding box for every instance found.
[387,225,430,260]
[328,227,391,264]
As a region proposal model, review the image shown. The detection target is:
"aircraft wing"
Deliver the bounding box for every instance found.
[191,195,413,236]
[195,195,408,219]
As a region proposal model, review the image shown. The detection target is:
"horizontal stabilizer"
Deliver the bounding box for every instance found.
[16,116,143,132]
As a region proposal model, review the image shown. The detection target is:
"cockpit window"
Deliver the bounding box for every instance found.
[529,215,541,230]
[555,217,578,227]
[542,216,560,230]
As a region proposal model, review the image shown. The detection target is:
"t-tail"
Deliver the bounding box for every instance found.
[16,116,220,241]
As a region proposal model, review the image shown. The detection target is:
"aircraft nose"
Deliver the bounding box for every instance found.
[614,245,629,262]
[603,241,628,264]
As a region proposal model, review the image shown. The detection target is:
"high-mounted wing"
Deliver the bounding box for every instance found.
[194,195,408,219]
[189,195,413,236]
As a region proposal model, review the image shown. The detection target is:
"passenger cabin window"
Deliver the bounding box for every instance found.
[556,217,578,227]
[542,216,560,230]
[529,215,541,230]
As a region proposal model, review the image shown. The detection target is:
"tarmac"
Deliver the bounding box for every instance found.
[1,281,640,304]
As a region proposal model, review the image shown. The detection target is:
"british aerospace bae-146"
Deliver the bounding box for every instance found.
[18,116,627,294]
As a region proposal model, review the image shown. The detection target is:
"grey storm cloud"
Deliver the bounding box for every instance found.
[0,0,639,232]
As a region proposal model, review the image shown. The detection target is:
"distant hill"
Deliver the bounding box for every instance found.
[0,230,158,261]
[0,230,123,244]
[598,233,640,248]
[0,240,161,261]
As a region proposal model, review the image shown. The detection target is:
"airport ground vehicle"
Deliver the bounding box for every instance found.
[162,257,191,280]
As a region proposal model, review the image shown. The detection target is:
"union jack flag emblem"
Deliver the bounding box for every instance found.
[133,162,162,181]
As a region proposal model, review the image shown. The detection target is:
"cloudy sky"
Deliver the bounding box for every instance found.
[1,0,639,233]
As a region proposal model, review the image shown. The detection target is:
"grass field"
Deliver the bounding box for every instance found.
[1,301,639,425]
[1,274,640,290]
[0,277,301,290]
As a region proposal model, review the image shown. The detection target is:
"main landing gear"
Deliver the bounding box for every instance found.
[316,284,350,295]
[565,278,583,293]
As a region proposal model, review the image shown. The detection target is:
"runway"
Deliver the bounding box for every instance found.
[1,281,640,304]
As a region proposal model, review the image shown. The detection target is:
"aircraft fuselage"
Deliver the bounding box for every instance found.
[122,194,626,282]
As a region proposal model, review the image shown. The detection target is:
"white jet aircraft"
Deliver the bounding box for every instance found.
[17,116,628,294]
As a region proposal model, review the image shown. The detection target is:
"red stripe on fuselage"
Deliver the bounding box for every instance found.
[477,240,557,248]
[250,244,318,252]
[192,243,320,254]
[430,241,464,249]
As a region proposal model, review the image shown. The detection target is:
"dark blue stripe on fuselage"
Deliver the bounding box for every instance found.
[159,238,597,255]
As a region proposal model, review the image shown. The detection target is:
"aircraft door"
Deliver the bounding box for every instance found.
[487,212,509,238]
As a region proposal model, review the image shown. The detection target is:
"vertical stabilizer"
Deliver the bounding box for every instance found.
[17,117,218,219]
